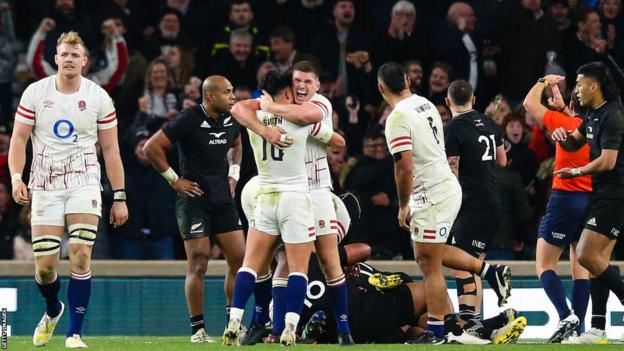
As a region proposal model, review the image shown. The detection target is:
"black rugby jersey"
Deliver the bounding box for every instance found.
[578,101,624,199]
[163,104,240,205]
[445,110,503,208]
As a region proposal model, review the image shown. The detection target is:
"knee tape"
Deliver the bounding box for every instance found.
[32,235,61,257]
[68,223,98,246]
[455,276,477,296]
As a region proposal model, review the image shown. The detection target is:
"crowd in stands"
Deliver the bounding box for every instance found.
[3,0,624,261]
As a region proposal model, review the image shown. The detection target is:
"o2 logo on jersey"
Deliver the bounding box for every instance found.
[53,119,78,142]
[438,227,448,238]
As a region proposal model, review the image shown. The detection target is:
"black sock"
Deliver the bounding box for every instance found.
[458,304,476,322]
[590,278,608,330]
[481,311,509,338]
[443,314,462,336]
[596,265,624,302]
[190,314,204,335]
[225,305,231,324]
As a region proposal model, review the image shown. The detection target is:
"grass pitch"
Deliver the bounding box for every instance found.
[5,336,624,350]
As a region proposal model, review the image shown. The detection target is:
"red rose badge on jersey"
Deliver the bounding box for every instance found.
[78,100,87,111]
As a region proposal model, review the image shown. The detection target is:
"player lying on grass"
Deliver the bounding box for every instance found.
[296,254,527,345]
[240,179,526,345]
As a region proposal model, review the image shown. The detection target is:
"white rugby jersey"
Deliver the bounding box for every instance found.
[250,109,333,194]
[385,94,460,205]
[304,93,333,191]
[15,75,117,190]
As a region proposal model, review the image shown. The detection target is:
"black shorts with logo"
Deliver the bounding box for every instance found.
[448,205,501,257]
[176,197,242,240]
[584,196,624,240]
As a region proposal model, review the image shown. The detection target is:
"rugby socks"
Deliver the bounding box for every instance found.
[35,274,62,318]
[479,262,495,282]
[539,270,570,320]
[225,305,231,324]
[285,273,308,317]
[67,270,91,337]
[443,314,463,336]
[231,267,257,313]
[596,265,624,303]
[190,314,204,335]
[327,274,351,334]
[427,316,445,338]
[590,278,609,330]
[272,277,288,336]
[572,279,590,333]
[252,272,273,325]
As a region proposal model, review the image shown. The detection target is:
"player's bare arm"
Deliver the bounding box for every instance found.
[393,150,413,232]
[496,144,507,167]
[259,90,323,124]
[555,148,618,179]
[447,156,460,177]
[8,121,33,205]
[328,132,346,149]
[523,75,568,122]
[227,135,242,197]
[231,99,293,149]
[143,130,203,197]
[98,126,128,227]
[551,127,586,152]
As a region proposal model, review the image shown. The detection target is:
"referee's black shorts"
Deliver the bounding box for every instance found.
[176,197,242,240]
[448,204,501,257]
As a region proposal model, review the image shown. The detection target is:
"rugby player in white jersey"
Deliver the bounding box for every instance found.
[258,60,353,344]
[380,62,499,344]
[223,69,337,347]
[9,31,128,348]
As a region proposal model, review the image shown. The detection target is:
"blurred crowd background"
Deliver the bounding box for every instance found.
[2,0,624,262]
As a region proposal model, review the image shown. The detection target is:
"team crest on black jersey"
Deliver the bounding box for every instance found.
[78,100,87,111]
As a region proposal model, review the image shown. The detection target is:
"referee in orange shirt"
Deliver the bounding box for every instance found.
[523,75,592,343]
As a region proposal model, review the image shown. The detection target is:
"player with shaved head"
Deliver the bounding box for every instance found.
[143,75,245,343]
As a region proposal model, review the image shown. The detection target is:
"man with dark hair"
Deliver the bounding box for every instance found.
[378,62,509,344]
[552,61,624,344]
[224,69,340,347]
[210,0,269,62]
[142,75,245,343]
[562,7,624,93]
[311,0,371,99]
[443,80,507,328]
[257,60,353,344]
[344,131,406,259]
[269,25,319,70]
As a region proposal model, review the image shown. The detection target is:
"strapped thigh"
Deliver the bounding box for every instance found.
[68,223,98,246]
[32,235,62,257]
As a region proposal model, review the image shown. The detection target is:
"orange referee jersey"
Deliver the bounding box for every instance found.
[542,110,592,192]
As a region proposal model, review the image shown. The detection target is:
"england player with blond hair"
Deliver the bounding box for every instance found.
[9,31,128,348]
